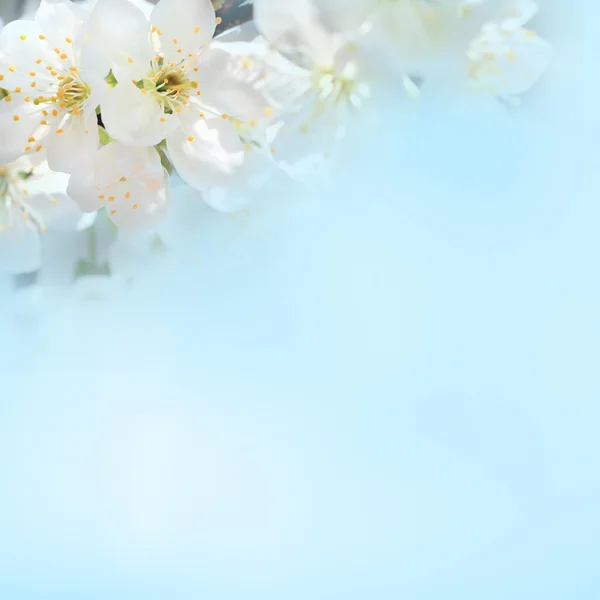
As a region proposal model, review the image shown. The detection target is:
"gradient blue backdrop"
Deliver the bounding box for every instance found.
[0,1,598,598]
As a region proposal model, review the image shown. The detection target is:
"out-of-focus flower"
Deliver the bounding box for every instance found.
[466,4,551,103]
[0,0,103,172]
[251,0,374,176]
[318,0,550,102]
[0,154,95,274]
[67,141,170,228]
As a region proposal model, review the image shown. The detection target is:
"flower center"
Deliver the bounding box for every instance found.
[56,73,91,115]
[33,67,91,116]
[139,58,199,114]
[312,61,367,110]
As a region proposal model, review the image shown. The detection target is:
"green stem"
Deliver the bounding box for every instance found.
[88,223,97,265]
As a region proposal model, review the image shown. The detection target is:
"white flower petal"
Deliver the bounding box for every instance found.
[66,166,104,213]
[167,115,246,191]
[0,20,55,67]
[45,109,99,173]
[151,0,216,59]
[25,192,96,232]
[88,0,153,77]
[467,25,551,98]
[0,109,41,164]
[101,78,177,146]
[195,47,271,121]
[253,0,336,68]
[68,142,170,228]
[35,0,89,42]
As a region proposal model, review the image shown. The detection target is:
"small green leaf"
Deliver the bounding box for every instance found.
[104,70,118,88]
[98,126,112,146]
[155,145,174,176]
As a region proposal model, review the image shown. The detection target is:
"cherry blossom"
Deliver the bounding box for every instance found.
[0,0,103,173]
[67,141,170,228]
[0,154,95,273]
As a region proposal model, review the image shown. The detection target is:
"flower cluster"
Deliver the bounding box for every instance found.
[0,0,552,276]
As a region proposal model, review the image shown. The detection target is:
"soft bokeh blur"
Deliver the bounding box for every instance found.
[1,1,599,598]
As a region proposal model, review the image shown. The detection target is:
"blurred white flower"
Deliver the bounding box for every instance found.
[0,0,103,172]
[67,141,170,228]
[252,0,374,176]
[466,5,551,102]
[0,154,95,274]
[318,0,550,102]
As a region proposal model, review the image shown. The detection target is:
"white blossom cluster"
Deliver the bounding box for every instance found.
[0,0,551,278]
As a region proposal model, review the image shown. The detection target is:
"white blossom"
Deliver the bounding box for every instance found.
[251,0,374,176]
[87,0,272,194]
[67,141,170,228]
[317,0,551,101]
[0,0,103,173]
[0,154,95,274]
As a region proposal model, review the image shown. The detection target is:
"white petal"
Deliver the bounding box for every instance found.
[167,115,246,191]
[66,166,104,213]
[0,20,55,67]
[26,192,96,232]
[68,142,170,229]
[0,108,43,164]
[195,47,271,121]
[88,0,153,77]
[151,0,216,60]
[34,0,89,49]
[253,0,336,68]
[101,78,176,147]
[107,169,170,229]
[45,110,99,173]
[268,104,342,178]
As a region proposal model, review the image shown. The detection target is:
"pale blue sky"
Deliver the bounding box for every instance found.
[0,1,598,598]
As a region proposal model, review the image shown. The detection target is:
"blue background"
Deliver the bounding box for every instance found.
[0,2,598,598]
